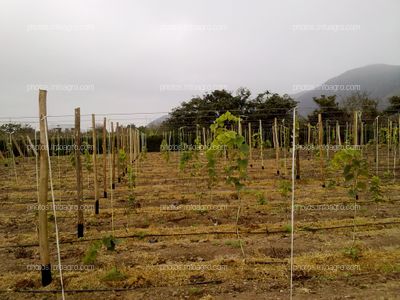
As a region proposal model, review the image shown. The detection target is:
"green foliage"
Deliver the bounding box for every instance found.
[164,89,296,132]
[330,149,369,199]
[160,139,170,163]
[308,95,347,124]
[256,191,267,205]
[384,95,400,115]
[69,151,76,167]
[283,224,292,233]
[127,165,136,188]
[278,180,292,198]
[83,241,102,264]
[370,176,383,203]
[343,246,362,261]
[102,267,127,281]
[137,231,147,240]
[0,123,34,135]
[102,235,119,251]
[118,149,127,169]
[342,91,379,122]
[188,287,203,295]
[179,147,193,171]
[140,146,147,160]
[326,179,337,189]
[224,240,243,248]
[206,112,249,191]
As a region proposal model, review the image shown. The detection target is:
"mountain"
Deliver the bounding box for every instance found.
[147,114,169,128]
[293,64,400,115]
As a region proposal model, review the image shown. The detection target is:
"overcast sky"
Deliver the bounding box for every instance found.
[1,0,399,128]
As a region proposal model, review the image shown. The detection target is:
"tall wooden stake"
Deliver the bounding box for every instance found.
[92,114,99,214]
[75,108,84,237]
[111,122,116,189]
[353,111,358,146]
[102,117,107,198]
[273,118,280,175]
[318,114,325,187]
[248,123,252,167]
[38,90,52,286]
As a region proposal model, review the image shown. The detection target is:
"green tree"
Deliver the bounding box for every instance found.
[308,95,348,125]
[384,95,400,115]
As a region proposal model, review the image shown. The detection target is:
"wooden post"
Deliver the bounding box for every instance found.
[318,114,325,187]
[296,148,300,180]
[75,108,84,237]
[353,111,358,146]
[116,122,120,183]
[102,117,107,198]
[375,117,379,175]
[38,90,52,286]
[336,121,341,145]
[129,126,133,164]
[388,119,391,173]
[248,123,252,167]
[92,114,99,214]
[259,120,264,169]
[202,127,206,147]
[360,122,364,146]
[273,118,280,175]
[111,122,116,190]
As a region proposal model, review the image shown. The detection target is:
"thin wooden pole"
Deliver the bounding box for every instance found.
[353,111,358,146]
[129,127,133,164]
[248,123,252,167]
[102,117,107,198]
[75,107,84,237]
[38,90,52,286]
[336,121,341,146]
[92,114,99,214]
[274,118,280,175]
[318,114,325,187]
[116,122,120,183]
[375,116,379,175]
[111,122,116,189]
[259,120,264,169]
[296,148,300,180]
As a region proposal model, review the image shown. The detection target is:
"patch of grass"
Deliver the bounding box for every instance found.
[283,224,292,233]
[326,179,337,189]
[137,231,147,240]
[212,240,220,246]
[256,191,267,205]
[224,240,243,248]
[380,263,400,273]
[343,246,362,261]
[196,209,208,215]
[102,235,119,251]
[102,267,127,282]
[83,241,102,265]
[188,287,203,295]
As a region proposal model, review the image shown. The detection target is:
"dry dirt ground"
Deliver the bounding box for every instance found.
[0,150,399,299]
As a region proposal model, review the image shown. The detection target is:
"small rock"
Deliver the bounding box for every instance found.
[148,237,158,243]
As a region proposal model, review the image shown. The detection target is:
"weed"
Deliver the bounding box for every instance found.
[224,240,243,248]
[102,235,119,251]
[343,246,362,261]
[102,267,127,281]
[83,241,102,264]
